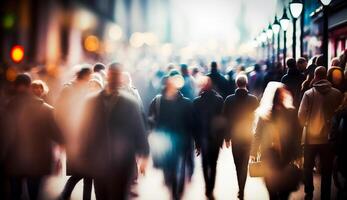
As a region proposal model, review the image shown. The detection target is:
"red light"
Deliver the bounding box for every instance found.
[10,45,24,63]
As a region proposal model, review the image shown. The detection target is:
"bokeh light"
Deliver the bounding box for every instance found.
[108,24,123,41]
[84,35,100,52]
[130,32,145,48]
[10,45,25,63]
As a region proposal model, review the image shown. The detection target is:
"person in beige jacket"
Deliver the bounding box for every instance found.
[298,66,343,200]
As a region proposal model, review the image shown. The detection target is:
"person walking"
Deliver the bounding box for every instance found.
[224,74,259,200]
[56,67,93,200]
[148,69,195,200]
[281,58,306,108]
[207,61,232,99]
[78,63,149,200]
[298,66,343,200]
[251,82,302,200]
[193,76,224,199]
[3,74,63,200]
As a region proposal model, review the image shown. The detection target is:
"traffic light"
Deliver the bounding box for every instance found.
[10,45,24,63]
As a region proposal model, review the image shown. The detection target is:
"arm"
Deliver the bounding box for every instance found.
[298,92,309,127]
[251,118,264,157]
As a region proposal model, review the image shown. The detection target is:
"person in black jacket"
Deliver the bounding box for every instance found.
[78,63,149,200]
[3,74,63,200]
[281,58,305,108]
[331,93,347,200]
[193,76,224,199]
[223,74,259,200]
[148,69,195,200]
[207,61,231,99]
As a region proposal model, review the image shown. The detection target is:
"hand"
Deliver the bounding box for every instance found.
[250,156,256,163]
[195,148,201,156]
[139,157,148,176]
[225,140,231,148]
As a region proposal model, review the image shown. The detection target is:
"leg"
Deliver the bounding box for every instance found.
[60,175,83,199]
[304,145,317,199]
[232,143,250,199]
[319,144,334,200]
[83,178,92,200]
[27,177,43,200]
[10,177,22,200]
[201,146,211,194]
[208,145,220,194]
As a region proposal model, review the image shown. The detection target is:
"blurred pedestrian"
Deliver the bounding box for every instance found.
[297,57,308,73]
[78,63,149,200]
[251,82,302,200]
[3,74,63,200]
[281,58,305,108]
[331,92,347,200]
[224,74,259,200]
[248,64,264,98]
[298,66,343,200]
[328,58,345,92]
[180,64,196,100]
[148,69,195,200]
[193,76,224,199]
[56,66,93,200]
[207,61,232,99]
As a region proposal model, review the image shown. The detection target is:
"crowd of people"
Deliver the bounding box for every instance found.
[0,50,347,200]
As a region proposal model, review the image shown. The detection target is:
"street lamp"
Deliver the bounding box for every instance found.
[267,24,275,65]
[289,0,303,60]
[280,8,290,67]
[319,0,332,67]
[273,15,281,63]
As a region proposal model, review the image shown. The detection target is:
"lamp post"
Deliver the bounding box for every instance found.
[280,8,290,67]
[267,24,274,65]
[320,0,332,67]
[289,0,303,60]
[260,29,268,61]
[272,15,281,63]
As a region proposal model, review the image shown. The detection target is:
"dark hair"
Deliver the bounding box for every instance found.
[180,64,189,76]
[93,63,106,72]
[254,64,261,72]
[76,67,92,80]
[297,57,307,65]
[108,62,122,71]
[14,73,31,87]
[314,66,327,80]
[211,61,218,71]
[286,58,296,69]
[316,55,325,67]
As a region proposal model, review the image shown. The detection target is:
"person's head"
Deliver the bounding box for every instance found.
[93,63,106,73]
[76,67,92,83]
[297,57,308,72]
[210,61,218,72]
[331,57,340,67]
[327,67,344,87]
[286,58,296,69]
[273,87,293,111]
[314,66,327,81]
[14,73,32,94]
[107,62,123,91]
[162,69,184,93]
[254,64,261,72]
[235,74,248,89]
[316,55,325,67]
[31,80,49,98]
[180,64,189,76]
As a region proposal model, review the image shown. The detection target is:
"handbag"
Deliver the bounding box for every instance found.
[249,160,264,177]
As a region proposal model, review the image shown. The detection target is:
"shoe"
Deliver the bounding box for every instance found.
[238,191,244,200]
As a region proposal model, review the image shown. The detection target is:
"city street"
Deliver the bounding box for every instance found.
[42,148,334,200]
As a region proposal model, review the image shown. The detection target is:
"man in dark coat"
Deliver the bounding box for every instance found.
[223,74,259,200]
[3,74,63,200]
[193,77,224,199]
[281,58,306,108]
[207,61,232,99]
[78,63,149,200]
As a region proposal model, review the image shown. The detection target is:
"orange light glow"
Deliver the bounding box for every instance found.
[84,35,100,52]
[10,45,24,63]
